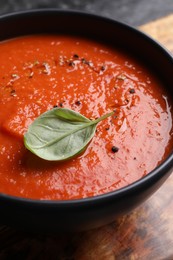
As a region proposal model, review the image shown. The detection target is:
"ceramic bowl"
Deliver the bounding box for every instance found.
[0,10,173,232]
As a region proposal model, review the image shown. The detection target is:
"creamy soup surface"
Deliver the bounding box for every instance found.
[0,35,172,200]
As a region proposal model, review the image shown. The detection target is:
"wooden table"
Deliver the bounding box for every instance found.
[0,15,173,260]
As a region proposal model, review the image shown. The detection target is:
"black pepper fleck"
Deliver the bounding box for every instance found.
[81,58,90,65]
[100,65,106,71]
[81,58,86,63]
[73,54,79,59]
[111,146,119,153]
[68,61,75,67]
[75,100,81,106]
[10,89,17,96]
[129,88,135,94]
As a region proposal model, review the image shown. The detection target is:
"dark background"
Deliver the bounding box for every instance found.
[0,0,173,26]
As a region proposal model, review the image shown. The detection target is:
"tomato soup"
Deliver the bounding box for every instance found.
[0,35,172,200]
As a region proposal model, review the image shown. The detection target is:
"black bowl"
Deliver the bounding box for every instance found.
[0,10,173,232]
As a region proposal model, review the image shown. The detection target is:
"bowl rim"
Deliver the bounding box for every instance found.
[0,9,173,206]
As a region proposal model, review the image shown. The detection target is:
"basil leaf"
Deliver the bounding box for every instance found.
[24,108,114,161]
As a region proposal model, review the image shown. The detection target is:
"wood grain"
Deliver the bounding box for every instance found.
[140,14,173,54]
[1,14,173,260]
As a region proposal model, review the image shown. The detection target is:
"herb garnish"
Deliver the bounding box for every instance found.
[24,108,114,161]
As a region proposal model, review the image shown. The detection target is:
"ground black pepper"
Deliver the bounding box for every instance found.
[100,65,106,71]
[68,61,75,67]
[73,54,79,59]
[111,146,119,153]
[81,58,91,66]
[129,88,135,94]
[10,89,17,97]
[75,100,81,106]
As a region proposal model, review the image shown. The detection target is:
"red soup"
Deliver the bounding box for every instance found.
[0,35,172,200]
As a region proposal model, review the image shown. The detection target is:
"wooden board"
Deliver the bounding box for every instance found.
[140,14,173,54]
[0,14,173,260]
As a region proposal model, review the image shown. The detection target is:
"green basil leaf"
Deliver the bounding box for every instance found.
[24,108,114,161]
